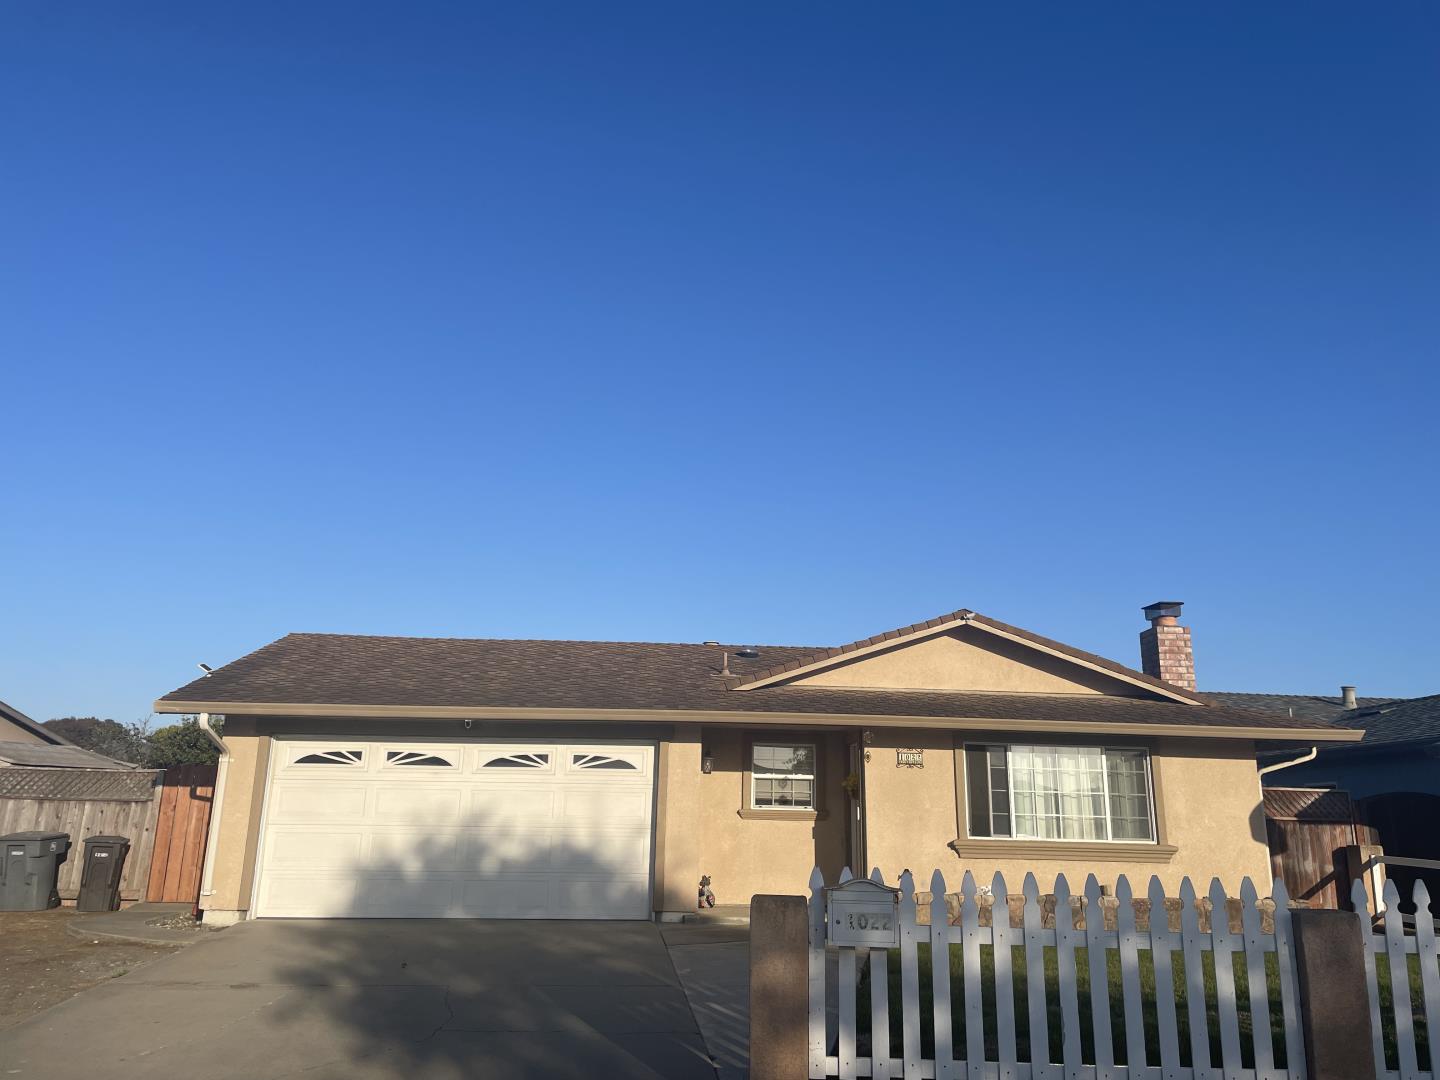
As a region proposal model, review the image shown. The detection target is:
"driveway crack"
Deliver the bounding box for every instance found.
[417,986,454,1043]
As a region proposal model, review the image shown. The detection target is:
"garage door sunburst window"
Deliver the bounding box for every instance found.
[294,749,364,766]
[481,752,551,768]
[572,753,638,770]
[384,751,455,767]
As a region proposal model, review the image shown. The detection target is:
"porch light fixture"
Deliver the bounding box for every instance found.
[701,755,714,774]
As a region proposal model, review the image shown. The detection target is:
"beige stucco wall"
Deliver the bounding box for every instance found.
[862,728,1271,895]
[0,714,46,744]
[791,626,1150,696]
[789,624,1157,702]
[199,717,271,915]
[690,727,849,906]
[654,724,701,914]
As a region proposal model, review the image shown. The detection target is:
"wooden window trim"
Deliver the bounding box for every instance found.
[952,734,1172,848]
[741,731,828,818]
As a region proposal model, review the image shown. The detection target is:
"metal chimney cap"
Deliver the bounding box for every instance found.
[1143,601,1184,622]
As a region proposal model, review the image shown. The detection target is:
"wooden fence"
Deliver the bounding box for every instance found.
[1265,786,1380,910]
[807,867,1304,1080]
[1355,876,1440,1080]
[145,764,216,903]
[0,764,215,905]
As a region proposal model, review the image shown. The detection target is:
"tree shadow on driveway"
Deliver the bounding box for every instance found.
[260,837,720,1079]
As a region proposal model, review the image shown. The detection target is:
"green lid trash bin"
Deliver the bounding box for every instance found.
[0,832,71,911]
[76,835,132,912]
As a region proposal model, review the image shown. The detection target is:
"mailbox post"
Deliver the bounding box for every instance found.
[826,878,902,948]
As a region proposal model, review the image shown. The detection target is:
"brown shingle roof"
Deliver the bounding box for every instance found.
[157,631,1349,736]
[1206,692,1400,725]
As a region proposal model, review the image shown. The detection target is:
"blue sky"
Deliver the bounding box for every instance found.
[2,3,1436,723]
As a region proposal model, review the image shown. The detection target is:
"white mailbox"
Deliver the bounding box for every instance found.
[826,878,902,948]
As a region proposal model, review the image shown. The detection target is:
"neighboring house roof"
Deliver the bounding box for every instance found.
[1330,693,1440,749]
[0,698,74,745]
[1207,692,1399,725]
[155,618,1359,741]
[1216,691,1439,752]
[0,740,138,770]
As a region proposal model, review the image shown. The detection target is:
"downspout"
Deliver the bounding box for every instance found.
[1258,746,1318,777]
[196,713,229,902]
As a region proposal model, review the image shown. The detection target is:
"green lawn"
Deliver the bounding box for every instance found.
[851,943,1431,1072]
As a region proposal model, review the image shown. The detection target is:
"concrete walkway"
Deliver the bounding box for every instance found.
[663,924,750,1080]
[0,919,717,1080]
[66,902,209,945]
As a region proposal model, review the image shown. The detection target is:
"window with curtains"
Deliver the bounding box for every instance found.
[964,743,1155,842]
[750,742,817,810]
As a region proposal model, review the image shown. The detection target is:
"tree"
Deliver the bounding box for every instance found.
[43,716,151,764]
[146,718,221,768]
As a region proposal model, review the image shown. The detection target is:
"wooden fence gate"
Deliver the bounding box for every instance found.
[145,764,217,903]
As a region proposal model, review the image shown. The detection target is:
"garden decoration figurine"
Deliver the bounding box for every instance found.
[698,875,716,909]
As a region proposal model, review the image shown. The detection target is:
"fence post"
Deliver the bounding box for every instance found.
[750,894,809,1080]
[1343,843,1385,912]
[1291,908,1377,1080]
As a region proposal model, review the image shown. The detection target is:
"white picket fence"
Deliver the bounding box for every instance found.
[1353,876,1440,1080]
[807,866,1305,1080]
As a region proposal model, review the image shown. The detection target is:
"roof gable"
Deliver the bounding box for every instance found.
[0,699,69,746]
[731,609,1203,704]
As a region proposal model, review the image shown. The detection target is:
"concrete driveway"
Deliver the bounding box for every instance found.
[0,919,719,1080]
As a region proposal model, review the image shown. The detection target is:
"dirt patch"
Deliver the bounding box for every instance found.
[0,909,180,1030]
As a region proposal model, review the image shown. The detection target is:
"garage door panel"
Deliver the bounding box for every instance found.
[259,874,358,917]
[266,830,365,868]
[554,875,649,918]
[466,788,555,821]
[257,740,654,919]
[559,789,649,823]
[272,785,369,821]
[369,830,463,870]
[360,877,458,917]
[464,830,553,872]
[373,785,465,823]
[459,876,561,917]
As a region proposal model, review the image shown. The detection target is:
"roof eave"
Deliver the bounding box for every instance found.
[154,698,1364,743]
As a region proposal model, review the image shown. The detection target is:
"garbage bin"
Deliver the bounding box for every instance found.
[76,835,131,912]
[0,832,71,911]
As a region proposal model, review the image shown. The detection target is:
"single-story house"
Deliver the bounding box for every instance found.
[155,602,1360,925]
[0,698,139,770]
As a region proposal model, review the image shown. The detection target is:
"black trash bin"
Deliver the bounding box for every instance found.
[0,831,71,911]
[76,835,131,912]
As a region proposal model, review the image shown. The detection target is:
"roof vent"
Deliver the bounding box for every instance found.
[702,641,720,647]
[735,647,760,659]
[1341,685,1358,710]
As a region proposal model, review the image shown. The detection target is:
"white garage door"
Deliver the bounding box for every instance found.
[253,740,655,919]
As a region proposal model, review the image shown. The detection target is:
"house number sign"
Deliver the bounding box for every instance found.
[826,878,902,948]
[896,748,923,768]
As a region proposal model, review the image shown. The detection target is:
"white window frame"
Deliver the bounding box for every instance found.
[750,741,817,811]
[964,742,1157,844]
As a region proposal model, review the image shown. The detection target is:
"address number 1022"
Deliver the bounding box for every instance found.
[842,911,892,932]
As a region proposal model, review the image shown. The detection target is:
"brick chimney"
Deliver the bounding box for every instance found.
[1140,601,1196,691]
